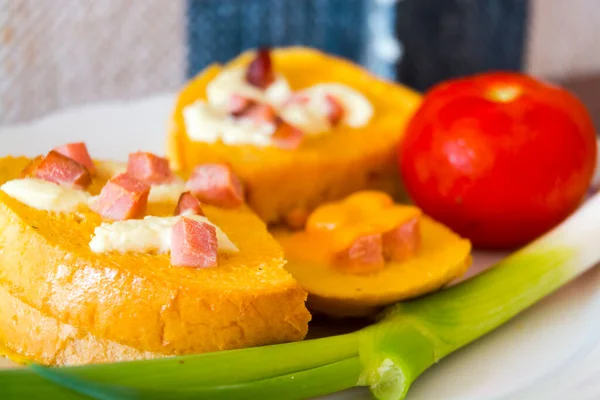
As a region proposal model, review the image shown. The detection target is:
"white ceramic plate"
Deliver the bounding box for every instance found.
[1,95,599,400]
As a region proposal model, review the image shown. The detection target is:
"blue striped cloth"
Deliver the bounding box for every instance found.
[184,0,528,89]
[186,0,377,77]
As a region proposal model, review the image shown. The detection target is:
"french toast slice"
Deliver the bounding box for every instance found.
[167,47,423,226]
[0,156,310,365]
[0,285,161,365]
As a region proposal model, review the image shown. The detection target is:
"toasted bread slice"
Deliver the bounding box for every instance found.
[0,284,161,365]
[167,47,423,225]
[274,216,471,317]
[0,156,310,364]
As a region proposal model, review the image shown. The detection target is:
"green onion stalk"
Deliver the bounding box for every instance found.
[4,193,600,400]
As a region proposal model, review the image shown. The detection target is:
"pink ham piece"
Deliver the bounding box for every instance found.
[335,234,385,274]
[284,93,310,107]
[228,94,254,116]
[126,152,174,185]
[227,95,276,125]
[335,217,421,272]
[245,47,274,89]
[271,121,304,150]
[186,163,244,208]
[232,102,277,126]
[35,150,92,190]
[171,217,218,268]
[382,217,421,262]
[90,173,150,220]
[244,103,277,125]
[174,191,205,216]
[53,142,96,174]
[325,94,345,125]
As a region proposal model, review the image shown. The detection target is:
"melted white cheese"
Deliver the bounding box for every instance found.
[183,101,275,146]
[183,67,374,146]
[95,160,126,178]
[89,215,238,254]
[0,178,90,212]
[278,101,330,135]
[279,83,374,134]
[148,179,186,203]
[206,66,292,111]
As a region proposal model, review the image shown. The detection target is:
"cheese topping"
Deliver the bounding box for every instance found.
[89,215,238,254]
[206,66,292,111]
[95,160,126,178]
[182,66,374,147]
[0,178,90,212]
[279,83,374,134]
[148,179,187,203]
[306,191,421,253]
[183,102,275,146]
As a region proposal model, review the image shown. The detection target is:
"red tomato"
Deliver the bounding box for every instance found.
[399,72,597,249]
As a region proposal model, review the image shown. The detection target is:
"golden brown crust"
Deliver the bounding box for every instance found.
[0,285,162,365]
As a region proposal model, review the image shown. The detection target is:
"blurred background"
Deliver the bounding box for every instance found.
[2,0,599,126]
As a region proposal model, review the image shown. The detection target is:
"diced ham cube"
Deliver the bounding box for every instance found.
[171,217,218,268]
[53,142,96,174]
[19,155,43,179]
[241,103,277,125]
[245,47,275,89]
[325,94,345,125]
[90,173,150,220]
[335,234,385,274]
[228,94,254,116]
[271,121,304,150]
[382,217,421,262]
[35,151,92,190]
[284,94,310,107]
[231,100,277,127]
[126,152,174,185]
[174,191,205,216]
[186,164,245,208]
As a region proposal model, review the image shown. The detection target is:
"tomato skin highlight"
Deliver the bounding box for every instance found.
[399,72,597,249]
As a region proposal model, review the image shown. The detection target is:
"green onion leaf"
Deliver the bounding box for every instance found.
[30,357,362,400]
